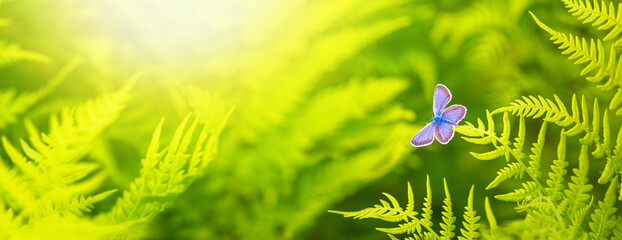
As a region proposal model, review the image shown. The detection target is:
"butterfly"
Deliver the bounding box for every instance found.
[411,84,467,147]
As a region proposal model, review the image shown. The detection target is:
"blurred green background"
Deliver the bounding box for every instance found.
[0,0,613,239]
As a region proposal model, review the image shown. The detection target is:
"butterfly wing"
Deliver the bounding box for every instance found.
[433,84,452,116]
[441,104,467,124]
[434,122,455,144]
[411,122,436,147]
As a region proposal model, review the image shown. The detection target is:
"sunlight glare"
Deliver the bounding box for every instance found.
[94,0,268,65]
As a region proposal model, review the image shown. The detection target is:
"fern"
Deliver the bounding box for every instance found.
[546,131,569,201]
[0,40,50,67]
[564,145,594,218]
[458,186,480,240]
[0,202,22,240]
[530,11,622,115]
[483,197,500,239]
[0,79,132,213]
[450,86,621,238]
[455,112,546,202]
[331,177,483,240]
[561,0,622,42]
[100,108,232,228]
[422,175,433,229]
[0,58,80,129]
[588,177,618,240]
[487,162,524,189]
[492,94,622,188]
[335,2,622,240]
[440,179,456,240]
[0,78,139,238]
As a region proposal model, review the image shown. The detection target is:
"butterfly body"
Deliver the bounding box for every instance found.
[432,116,455,126]
[411,84,466,147]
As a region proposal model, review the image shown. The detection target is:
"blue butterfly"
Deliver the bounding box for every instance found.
[411,84,467,147]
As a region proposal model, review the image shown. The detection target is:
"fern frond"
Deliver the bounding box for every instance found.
[530,12,622,114]
[598,118,621,184]
[0,58,80,129]
[588,177,618,240]
[561,0,622,42]
[376,220,424,235]
[330,185,417,222]
[458,186,481,240]
[331,180,452,239]
[455,111,513,162]
[522,201,560,225]
[568,198,594,238]
[56,190,117,216]
[230,16,411,142]
[0,78,134,219]
[483,197,500,239]
[528,122,547,179]
[421,176,433,229]
[455,113,547,197]
[546,131,569,201]
[12,79,132,194]
[0,40,50,67]
[563,145,594,217]
[614,217,622,239]
[102,108,232,226]
[287,78,408,166]
[0,156,37,214]
[494,94,616,164]
[0,202,23,239]
[495,181,540,202]
[487,162,525,190]
[493,95,577,131]
[440,179,456,240]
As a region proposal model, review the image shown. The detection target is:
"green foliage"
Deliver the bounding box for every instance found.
[6,0,622,239]
[335,1,622,239]
[332,177,482,240]
[530,10,622,115]
[588,177,618,240]
[0,58,80,129]
[0,40,49,67]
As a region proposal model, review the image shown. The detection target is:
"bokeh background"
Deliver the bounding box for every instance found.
[0,0,612,239]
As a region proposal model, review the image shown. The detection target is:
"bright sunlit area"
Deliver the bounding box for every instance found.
[86,0,278,70]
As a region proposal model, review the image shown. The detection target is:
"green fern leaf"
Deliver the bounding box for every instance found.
[59,190,117,216]
[0,158,36,214]
[483,197,500,239]
[588,177,618,240]
[457,112,514,162]
[440,179,456,240]
[0,40,50,67]
[613,217,622,239]
[458,186,481,240]
[0,59,80,129]
[563,145,594,217]
[531,12,619,90]
[487,162,525,190]
[376,220,423,235]
[568,198,594,239]
[561,0,622,42]
[495,181,540,202]
[528,122,547,179]
[546,131,569,201]
[330,190,416,222]
[0,202,23,239]
[331,180,449,239]
[530,11,622,114]
[102,109,232,226]
[421,176,433,229]
[598,115,621,184]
